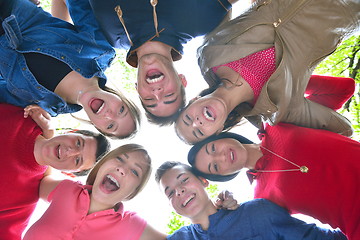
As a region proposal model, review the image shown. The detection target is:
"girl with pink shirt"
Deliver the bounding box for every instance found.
[24,144,167,240]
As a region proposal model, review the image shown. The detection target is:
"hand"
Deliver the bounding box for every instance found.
[24,105,54,138]
[215,190,239,210]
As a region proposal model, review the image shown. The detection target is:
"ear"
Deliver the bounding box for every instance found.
[198,176,209,187]
[178,74,187,88]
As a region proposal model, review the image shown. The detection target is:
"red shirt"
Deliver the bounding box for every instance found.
[0,104,45,240]
[251,123,360,240]
[24,180,147,240]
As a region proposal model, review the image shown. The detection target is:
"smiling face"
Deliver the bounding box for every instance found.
[195,138,248,176]
[175,96,228,144]
[159,165,213,220]
[36,133,97,172]
[91,150,150,208]
[80,90,136,137]
[137,53,187,117]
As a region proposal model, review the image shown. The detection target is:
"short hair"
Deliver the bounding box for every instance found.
[142,85,186,126]
[71,130,111,176]
[86,144,152,200]
[155,161,195,184]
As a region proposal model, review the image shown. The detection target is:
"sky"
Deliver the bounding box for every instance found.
[25,0,333,235]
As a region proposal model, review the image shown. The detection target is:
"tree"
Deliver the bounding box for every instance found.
[315,35,360,139]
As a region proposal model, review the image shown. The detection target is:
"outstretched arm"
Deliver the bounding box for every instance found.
[139,224,167,240]
[305,75,355,111]
[24,104,55,139]
[215,190,239,210]
[39,171,63,202]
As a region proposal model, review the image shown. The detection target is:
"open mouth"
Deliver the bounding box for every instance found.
[90,99,104,114]
[203,107,215,121]
[102,174,120,192]
[56,145,60,159]
[182,193,195,207]
[229,149,235,163]
[146,70,164,84]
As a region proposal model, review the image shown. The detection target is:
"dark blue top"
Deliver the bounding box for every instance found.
[88,0,231,67]
[0,0,115,116]
[167,199,346,240]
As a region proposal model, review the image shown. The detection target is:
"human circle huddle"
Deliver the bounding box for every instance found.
[0,0,359,239]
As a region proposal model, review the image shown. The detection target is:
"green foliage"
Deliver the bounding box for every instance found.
[315,35,360,139]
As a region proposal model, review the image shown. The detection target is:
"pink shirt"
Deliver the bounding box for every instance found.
[24,180,147,240]
[212,47,276,102]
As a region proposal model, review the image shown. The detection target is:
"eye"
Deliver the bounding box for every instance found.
[211,144,215,153]
[107,123,114,130]
[119,106,125,113]
[131,169,139,177]
[116,156,124,162]
[198,129,204,136]
[75,156,80,166]
[168,190,174,199]
[76,139,81,148]
[214,163,218,172]
[181,177,189,184]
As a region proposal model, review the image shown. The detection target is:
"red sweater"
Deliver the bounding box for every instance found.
[0,104,45,240]
[252,123,360,240]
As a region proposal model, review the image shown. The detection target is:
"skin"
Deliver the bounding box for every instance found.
[195,138,263,176]
[39,150,166,240]
[55,71,136,137]
[33,133,98,172]
[159,165,218,230]
[136,41,187,117]
[176,66,254,144]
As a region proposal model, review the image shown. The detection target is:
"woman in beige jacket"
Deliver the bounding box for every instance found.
[175,0,360,144]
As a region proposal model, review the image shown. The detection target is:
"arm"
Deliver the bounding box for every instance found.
[24,104,55,139]
[305,75,355,111]
[139,224,167,240]
[51,0,71,23]
[259,199,347,240]
[39,173,64,202]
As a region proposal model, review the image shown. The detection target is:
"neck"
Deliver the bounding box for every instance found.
[243,143,263,169]
[88,193,115,214]
[54,71,99,104]
[136,41,173,60]
[211,67,254,115]
[190,200,217,231]
[33,135,46,166]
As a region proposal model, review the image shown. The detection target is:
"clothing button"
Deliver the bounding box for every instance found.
[76,68,81,72]
[36,48,41,51]
[60,56,65,59]
[36,86,41,89]
[22,67,26,71]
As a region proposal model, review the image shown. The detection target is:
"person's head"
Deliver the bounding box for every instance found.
[79,86,141,139]
[136,53,187,122]
[175,84,251,144]
[87,144,152,207]
[155,161,214,220]
[35,130,110,175]
[188,132,253,182]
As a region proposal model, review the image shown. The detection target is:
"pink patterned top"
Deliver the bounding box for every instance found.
[212,47,276,103]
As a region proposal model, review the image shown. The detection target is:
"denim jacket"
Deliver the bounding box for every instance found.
[0,0,115,116]
[167,199,346,240]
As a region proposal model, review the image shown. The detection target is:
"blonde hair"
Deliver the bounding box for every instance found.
[86,144,152,201]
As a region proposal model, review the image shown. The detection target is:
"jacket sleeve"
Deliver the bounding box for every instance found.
[305,75,355,111]
[259,199,347,240]
[65,0,106,41]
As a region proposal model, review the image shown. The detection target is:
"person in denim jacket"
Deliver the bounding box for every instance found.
[0,0,141,139]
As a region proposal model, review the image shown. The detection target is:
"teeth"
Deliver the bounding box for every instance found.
[230,151,234,161]
[106,175,119,188]
[182,194,195,207]
[97,102,105,113]
[146,74,164,83]
[57,145,60,159]
[203,107,215,121]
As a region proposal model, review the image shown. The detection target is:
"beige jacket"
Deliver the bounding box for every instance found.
[197,0,360,136]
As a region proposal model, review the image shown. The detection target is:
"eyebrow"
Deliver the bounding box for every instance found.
[205,144,210,154]
[208,163,212,174]
[145,103,157,108]
[192,130,199,139]
[164,97,178,105]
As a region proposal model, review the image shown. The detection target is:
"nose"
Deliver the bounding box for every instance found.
[175,187,185,196]
[214,152,226,163]
[116,166,128,176]
[65,147,80,157]
[152,87,163,100]
[104,108,114,119]
[192,116,203,127]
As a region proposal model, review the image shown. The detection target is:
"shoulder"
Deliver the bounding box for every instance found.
[167,225,197,240]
